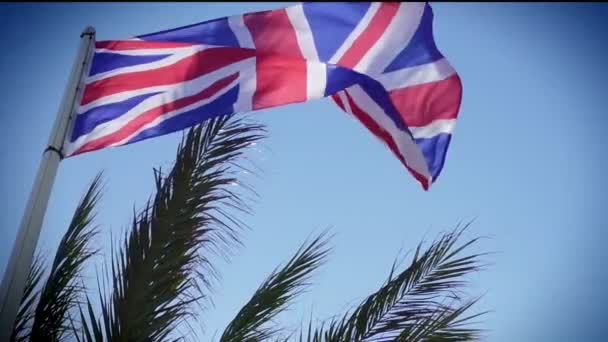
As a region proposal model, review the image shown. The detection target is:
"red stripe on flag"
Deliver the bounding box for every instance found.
[82,47,254,105]
[73,73,239,156]
[331,93,345,111]
[251,55,307,109]
[343,91,430,191]
[388,73,462,127]
[243,8,305,59]
[337,3,400,69]
[95,40,196,51]
[244,8,307,109]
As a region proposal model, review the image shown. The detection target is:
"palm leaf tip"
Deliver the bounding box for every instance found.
[303,224,487,342]
[220,230,333,342]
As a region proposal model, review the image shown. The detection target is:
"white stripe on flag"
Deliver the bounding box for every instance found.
[347,84,430,180]
[306,61,327,100]
[286,4,319,61]
[376,58,456,91]
[354,2,426,75]
[86,45,208,84]
[77,56,255,114]
[111,76,241,148]
[337,91,352,115]
[233,58,257,113]
[94,46,200,56]
[228,14,255,49]
[71,57,255,150]
[329,3,381,64]
[409,119,456,140]
[65,76,240,156]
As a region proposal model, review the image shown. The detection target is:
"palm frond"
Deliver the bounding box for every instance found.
[10,253,45,342]
[76,295,104,342]
[27,173,104,341]
[220,231,332,342]
[395,298,485,341]
[84,114,265,341]
[302,223,487,342]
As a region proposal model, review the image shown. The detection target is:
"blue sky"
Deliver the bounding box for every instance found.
[1,2,607,341]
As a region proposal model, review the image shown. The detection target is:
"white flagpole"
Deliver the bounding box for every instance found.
[0,26,96,340]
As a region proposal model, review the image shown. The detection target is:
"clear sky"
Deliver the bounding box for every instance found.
[1,2,606,341]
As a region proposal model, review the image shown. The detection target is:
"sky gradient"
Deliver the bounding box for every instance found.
[1,2,607,341]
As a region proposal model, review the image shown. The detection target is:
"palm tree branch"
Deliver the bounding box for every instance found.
[396,298,486,341]
[22,173,103,341]
[94,114,265,341]
[10,253,45,342]
[301,224,486,342]
[220,231,332,342]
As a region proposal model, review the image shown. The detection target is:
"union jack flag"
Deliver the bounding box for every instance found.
[65,2,462,190]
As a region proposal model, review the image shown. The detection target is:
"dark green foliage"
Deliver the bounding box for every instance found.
[12,114,488,342]
[298,225,487,342]
[79,114,265,341]
[11,254,44,342]
[221,232,332,342]
[11,174,104,342]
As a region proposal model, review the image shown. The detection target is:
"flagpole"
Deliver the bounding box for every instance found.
[0,26,95,340]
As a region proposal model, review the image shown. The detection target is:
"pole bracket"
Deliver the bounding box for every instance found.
[81,26,96,38]
[44,145,65,159]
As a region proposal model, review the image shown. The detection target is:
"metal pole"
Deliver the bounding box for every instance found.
[0,26,96,340]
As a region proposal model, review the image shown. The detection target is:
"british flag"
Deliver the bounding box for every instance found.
[65,2,462,190]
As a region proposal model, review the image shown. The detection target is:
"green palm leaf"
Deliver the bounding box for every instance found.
[301,224,487,342]
[220,231,332,342]
[81,114,265,341]
[27,173,104,341]
[10,253,45,342]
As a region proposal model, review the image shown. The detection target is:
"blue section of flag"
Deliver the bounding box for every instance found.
[71,92,161,142]
[415,133,452,180]
[89,53,172,76]
[303,2,370,62]
[324,64,361,96]
[326,64,411,134]
[125,85,239,146]
[384,3,443,72]
[355,76,411,134]
[138,17,240,47]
